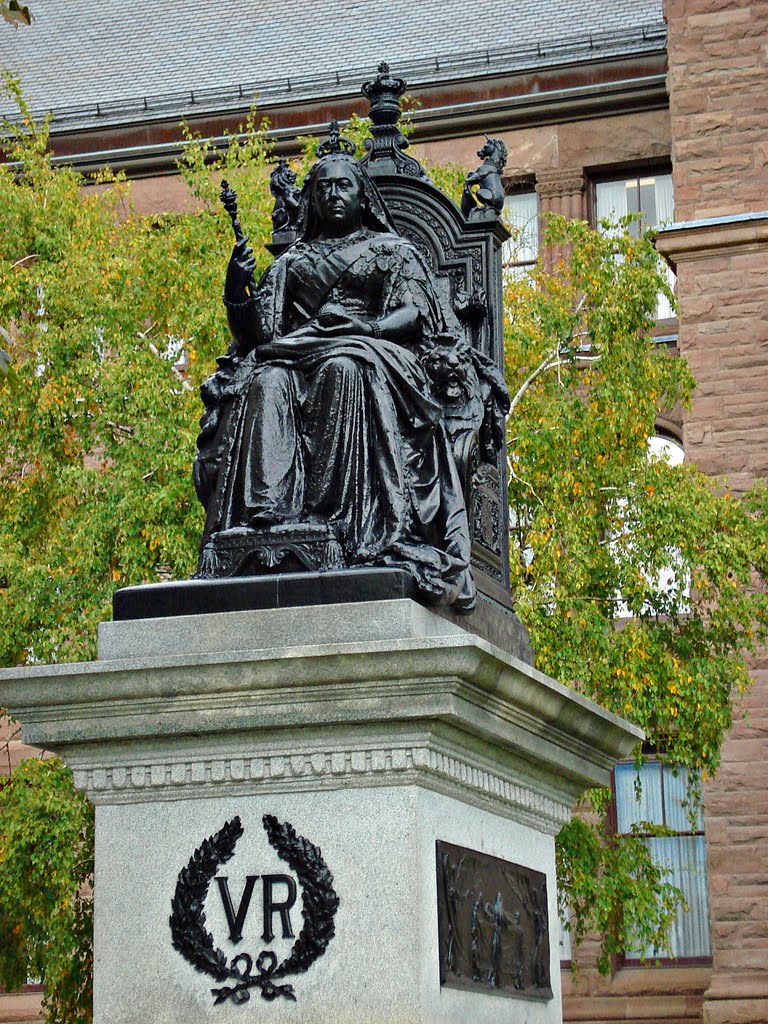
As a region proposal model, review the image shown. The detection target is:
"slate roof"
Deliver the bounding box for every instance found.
[0,0,665,132]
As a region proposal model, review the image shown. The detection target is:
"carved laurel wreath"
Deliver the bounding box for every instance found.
[169,814,340,1006]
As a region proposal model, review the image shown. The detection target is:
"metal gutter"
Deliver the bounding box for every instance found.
[656,210,768,233]
[407,73,668,139]
[39,72,669,178]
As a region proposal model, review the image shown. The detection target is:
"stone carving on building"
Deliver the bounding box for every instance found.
[193,68,511,611]
[535,166,585,221]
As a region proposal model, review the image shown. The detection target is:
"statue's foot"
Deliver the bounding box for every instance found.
[248,510,285,529]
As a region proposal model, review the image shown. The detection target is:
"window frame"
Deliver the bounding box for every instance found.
[558,903,573,969]
[587,163,678,341]
[0,982,44,995]
[611,758,713,969]
[501,178,539,279]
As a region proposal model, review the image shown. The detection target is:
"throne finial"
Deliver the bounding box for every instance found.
[362,63,406,117]
[360,62,426,179]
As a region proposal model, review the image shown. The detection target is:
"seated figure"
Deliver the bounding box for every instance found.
[194,130,508,613]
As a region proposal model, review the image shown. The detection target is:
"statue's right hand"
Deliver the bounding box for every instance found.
[225,235,256,301]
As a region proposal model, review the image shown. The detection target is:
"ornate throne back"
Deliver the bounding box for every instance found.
[366,168,512,603]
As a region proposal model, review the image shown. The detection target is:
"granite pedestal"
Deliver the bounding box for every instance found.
[0,598,641,1024]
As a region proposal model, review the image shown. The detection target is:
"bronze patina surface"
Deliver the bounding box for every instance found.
[193,66,511,613]
[436,840,552,1000]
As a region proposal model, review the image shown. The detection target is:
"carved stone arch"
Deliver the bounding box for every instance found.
[654,417,684,446]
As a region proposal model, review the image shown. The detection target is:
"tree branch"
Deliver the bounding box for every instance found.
[10,253,39,270]
[508,350,561,417]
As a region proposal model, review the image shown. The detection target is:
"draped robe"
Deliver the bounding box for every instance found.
[196,228,476,610]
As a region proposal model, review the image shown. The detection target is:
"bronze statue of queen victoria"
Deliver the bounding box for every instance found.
[193,100,510,613]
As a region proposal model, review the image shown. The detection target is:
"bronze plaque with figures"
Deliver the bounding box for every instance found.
[436,840,552,1000]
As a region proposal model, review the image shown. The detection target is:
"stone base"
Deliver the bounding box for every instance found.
[0,599,642,1024]
[113,568,418,622]
[95,783,558,1024]
[113,571,534,664]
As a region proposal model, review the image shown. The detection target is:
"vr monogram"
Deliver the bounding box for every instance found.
[215,873,298,943]
[169,815,339,1006]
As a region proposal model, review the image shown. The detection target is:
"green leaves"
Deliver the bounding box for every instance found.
[556,816,683,975]
[0,80,242,666]
[0,757,93,1022]
[507,214,768,971]
[506,214,767,777]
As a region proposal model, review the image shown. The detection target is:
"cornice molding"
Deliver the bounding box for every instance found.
[0,636,640,774]
[71,735,570,832]
[0,610,641,830]
[655,213,768,271]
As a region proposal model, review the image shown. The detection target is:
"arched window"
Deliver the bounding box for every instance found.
[648,432,684,466]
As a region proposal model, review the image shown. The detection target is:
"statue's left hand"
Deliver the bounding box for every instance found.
[315,304,372,337]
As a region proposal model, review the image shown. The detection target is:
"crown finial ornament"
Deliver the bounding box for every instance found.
[362,63,406,125]
[316,119,357,158]
[360,62,426,179]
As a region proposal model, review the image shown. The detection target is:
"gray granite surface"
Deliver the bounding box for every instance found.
[0,601,644,1022]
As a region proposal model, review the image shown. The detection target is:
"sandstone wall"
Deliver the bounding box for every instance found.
[665,0,768,221]
[662,2,768,1022]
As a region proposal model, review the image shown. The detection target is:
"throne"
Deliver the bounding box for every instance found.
[198,65,511,607]
[359,64,511,603]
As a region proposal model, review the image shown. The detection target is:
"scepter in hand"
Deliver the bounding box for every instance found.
[220,179,245,242]
[221,179,256,300]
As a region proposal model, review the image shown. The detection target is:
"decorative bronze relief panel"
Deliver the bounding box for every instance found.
[435,840,552,1000]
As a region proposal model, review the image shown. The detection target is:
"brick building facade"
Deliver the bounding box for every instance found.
[656,3,768,1022]
[1,1,767,1021]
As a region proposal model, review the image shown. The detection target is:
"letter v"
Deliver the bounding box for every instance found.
[215,875,259,943]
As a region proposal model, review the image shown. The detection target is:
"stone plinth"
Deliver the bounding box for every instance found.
[0,599,641,1024]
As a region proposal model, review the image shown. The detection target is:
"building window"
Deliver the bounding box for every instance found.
[594,172,676,320]
[502,188,539,279]
[558,906,573,964]
[612,433,687,619]
[614,761,712,962]
[647,432,684,467]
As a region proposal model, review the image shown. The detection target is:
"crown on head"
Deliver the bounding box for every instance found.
[316,120,357,158]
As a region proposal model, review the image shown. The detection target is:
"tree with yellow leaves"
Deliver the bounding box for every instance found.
[2,75,768,1018]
